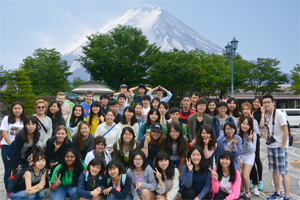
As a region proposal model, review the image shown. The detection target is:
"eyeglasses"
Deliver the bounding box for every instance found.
[134,158,143,162]
[37,106,45,109]
[170,130,179,133]
[225,128,235,131]
[263,101,272,105]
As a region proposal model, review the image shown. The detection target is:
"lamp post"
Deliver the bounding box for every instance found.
[225,37,239,97]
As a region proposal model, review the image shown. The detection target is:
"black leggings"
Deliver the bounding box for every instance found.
[181,188,210,200]
[213,190,229,200]
[250,135,263,184]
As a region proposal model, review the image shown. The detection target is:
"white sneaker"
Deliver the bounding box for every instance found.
[253,187,260,196]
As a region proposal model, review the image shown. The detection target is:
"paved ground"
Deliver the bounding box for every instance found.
[1,128,299,200]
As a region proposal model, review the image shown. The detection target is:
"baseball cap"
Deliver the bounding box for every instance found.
[120,84,128,88]
[151,122,163,132]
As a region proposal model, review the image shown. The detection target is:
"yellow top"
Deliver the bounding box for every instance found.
[85,115,101,135]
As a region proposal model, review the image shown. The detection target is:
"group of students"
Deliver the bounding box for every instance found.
[0,86,269,200]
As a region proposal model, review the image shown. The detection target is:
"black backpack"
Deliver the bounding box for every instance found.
[7,168,27,193]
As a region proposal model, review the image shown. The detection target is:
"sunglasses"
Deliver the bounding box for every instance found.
[37,106,45,109]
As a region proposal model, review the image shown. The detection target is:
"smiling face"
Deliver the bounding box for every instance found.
[197,104,206,113]
[158,104,167,115]
[181,97,191,108]
[228,100,236,111]
[56,95,65,105]
[85,94,93,104]
[220,157,231,168]
[74,106,83,117]
[151,130,162,140]
[191,95,199,106]
[149,111,159,123]
[224,125,235,139]
[135,105,143,115]
[101,98,108,106]
[170,126,180,140]
[138,88,146,95]
[152,100,159,108]
[156,91,163,99]
[50,103,60,115]
[208,102,216,112]
[201,129,211,140]
[142,99,150,108]
[12,104,23,117]
[65,151,76,166]
[35,157,46,170]
[108,165,119,178]
[95,142,105,154]
[110,104,119,114]
[105,111,115,123]
[217,106,227,115]
[262,97,274,112]
[90,165,101,177]
[118,97,126,106]
[241,118,250,132]
[80,123,90,137]
[170,112,180,122]
[133,154,143,168]
[190,149,201,165]
[124,109,134,120]
[26,121,37,134]
[55,129,67,143]
[253,98,261,109]
[242,105,251,116]
[36,103,46,115]
[158,158,169,171]
[92,106,100,115]
[123,130,133,143]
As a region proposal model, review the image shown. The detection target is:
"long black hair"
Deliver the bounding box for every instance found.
[205,100,218,116]
[8,101,26,124]
[226,97,240,118]
[69,105,84,127]
[120,127,135,145]
[223,121,237,137]
[195,124,217,151]
[154,151,174,181]
[187,145,209,173]
[46,101,63,120]
[121,106,137,126]
[216,150,236,182]
[145,108,160,126]
[88,101,105,126]
[58,148,83,186]
[22,116,40,143]
[158,101,170,120]
[239,116,254,143]
[164,123,185,156]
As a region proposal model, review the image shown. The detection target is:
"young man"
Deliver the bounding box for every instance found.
[56,92,75,118]
[163,107,188,135]
[81,90,94,118]
[117,93,127,115]
[190,91,200,111]
[100,94,109,114]
[146,85,172,103]
[113,84,133,107]
[109,100,123,124]
[263,94,290,200]
[129,84,149,104]
[179,95,196,129]
[141,95,151,114]
[211,101,234,138]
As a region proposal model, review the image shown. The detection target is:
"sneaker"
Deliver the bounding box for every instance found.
[239,192,246,199]
[250,181,254,189]
[253,187,260,196]
[6,193,11,200]
[283,197,290,200]
[258,182,263,190]
[244,192,251,200]
[267,192,283,200]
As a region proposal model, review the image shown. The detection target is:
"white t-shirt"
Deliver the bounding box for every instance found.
[220,175,232,194]
[94,122,122,151]
[266,109,288,149]
[0,116,24,145]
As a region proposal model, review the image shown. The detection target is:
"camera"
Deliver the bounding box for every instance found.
[266,136,276,145]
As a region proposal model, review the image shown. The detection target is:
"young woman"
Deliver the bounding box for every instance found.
[238,102,259,135]
[153,151,179,200]
[140,122,163,167]
[113,127,140,173]
[179,146,212,200]
[86,101,106,135]
[50,148,87,199]
[127,150,157,200]
[7,116,40,172]
[211,150,241,200]
[239,116,257,200]
[46,101,66,136]
[10,152,48,200]
[215,122,242,171]
[66,104,85,138]
[135,103,146,129]
[139,108,161,140]
[33,99,52,152]
[158,102,170,126]
[77,158,105,200]
[161,123,188,174]
[191,124,217,166]
[72,121,95,160]
[95,110,122,154]
[118,106,140,140]
[151,97,160,109]
[205,100,218,118]
[45,125,73,169]
[100,160,131,200]
[0,101,25,197]
[85,136,112,167]
[250,97,264,192]
[188,99,212,142]
[226,97,240,121]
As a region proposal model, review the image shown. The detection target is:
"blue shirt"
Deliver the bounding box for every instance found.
[81,102,91,118]
[146,91,172,103]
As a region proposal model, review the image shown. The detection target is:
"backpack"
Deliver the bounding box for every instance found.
[287,120,293,146]
[7,168,27,193]
[106,174,126,186]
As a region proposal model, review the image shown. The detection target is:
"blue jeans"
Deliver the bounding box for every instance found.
[106,195,130,200]
[171,160,180,169]
[11,190,45,200]
[1,145,11,191]
[50,186,78,200]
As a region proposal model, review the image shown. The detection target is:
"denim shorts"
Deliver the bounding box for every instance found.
[268,147,289,175]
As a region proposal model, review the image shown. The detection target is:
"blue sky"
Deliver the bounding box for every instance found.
[1,0,299,74]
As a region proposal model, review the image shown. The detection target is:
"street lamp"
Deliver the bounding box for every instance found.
[225,37,239,97]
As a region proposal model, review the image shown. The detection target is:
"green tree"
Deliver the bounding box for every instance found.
[70,77,85,90]
[79,25,160,90]
[0,69,35,115]
[20,48,72,96]
[289,64,300,95]
[0,65,8,88]
[242,58,288,96]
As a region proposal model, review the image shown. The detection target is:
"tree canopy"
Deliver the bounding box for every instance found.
[289,64,300,95]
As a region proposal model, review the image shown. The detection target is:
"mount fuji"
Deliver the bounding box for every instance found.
[62,6,225,81]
